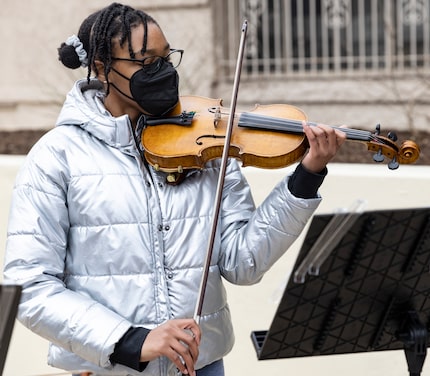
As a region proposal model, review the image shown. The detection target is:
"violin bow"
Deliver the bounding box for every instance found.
[193,20,248,324]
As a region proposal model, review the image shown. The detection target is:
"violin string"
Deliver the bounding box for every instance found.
[239,112,375,142]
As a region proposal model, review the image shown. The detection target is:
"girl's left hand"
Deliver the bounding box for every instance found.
[301,121,347,173]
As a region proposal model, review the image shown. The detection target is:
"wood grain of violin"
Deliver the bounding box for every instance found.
[141,95,420,173]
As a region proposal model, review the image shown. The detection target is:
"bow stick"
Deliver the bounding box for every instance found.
[193,20,248,323]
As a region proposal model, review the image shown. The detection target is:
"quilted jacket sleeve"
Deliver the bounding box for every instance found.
[3,138,131,369]
[218,161,322,285]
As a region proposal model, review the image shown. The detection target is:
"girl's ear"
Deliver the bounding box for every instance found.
[94,60,106,81]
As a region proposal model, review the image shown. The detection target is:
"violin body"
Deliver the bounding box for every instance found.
[141,95,420,173]
[142,96,311,172]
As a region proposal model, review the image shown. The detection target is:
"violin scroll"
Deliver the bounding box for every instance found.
[366,125,420,170]
[398,140,421,164]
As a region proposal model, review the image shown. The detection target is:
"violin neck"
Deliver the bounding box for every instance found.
[238,112,373,142]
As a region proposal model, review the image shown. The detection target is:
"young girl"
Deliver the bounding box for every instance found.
[4,3,345,375]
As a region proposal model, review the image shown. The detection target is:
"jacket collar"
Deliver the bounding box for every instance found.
[56,79,136,152]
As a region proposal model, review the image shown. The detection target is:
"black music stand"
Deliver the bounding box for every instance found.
[251,207,430,376]
[0,284,22,375]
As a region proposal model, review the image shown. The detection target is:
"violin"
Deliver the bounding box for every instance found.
[141,95,420,173]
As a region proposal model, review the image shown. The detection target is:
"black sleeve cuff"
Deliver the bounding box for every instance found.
[288,163,327,199]
[110,327,151,372]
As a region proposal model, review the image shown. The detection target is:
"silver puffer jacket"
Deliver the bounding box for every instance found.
[4,79,321,375]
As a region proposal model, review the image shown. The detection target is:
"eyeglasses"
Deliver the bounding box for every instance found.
[112,49,184,74]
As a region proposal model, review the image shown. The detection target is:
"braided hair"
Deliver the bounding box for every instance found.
[58,3,157,85]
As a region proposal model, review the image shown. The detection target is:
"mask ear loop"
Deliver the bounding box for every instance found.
[106,67,137,102]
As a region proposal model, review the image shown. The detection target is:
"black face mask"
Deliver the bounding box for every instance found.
[111,59,179,117]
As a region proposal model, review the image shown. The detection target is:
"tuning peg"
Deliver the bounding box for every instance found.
[388,131,398,142]
[374,123,381,135]
[388,157,399,170]
[373,148,385,163]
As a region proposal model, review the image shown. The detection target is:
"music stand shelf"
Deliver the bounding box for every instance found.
[0,284,22,375]
[252,207,430,376]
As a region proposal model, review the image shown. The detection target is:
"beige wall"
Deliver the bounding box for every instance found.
[0,0,214,131]
[2,0,429,134]
[2,156,430,375]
